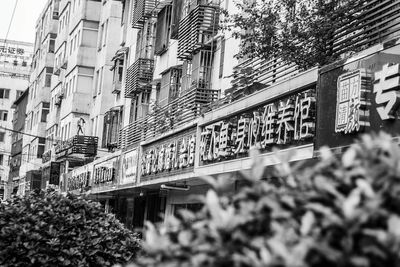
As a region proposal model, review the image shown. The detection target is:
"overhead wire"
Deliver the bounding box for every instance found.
[4,0,19,43]
[0,125,61,142]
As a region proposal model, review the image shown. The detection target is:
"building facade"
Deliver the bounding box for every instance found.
[8,89,30,197]
[62,0,400,230]
[0,39,33,199]
[19,0,60,193]
[15,0,400,230]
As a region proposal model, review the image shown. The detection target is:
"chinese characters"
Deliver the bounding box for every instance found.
[200,90,316,164]
[335,69,371,133]
[141,134,196,176]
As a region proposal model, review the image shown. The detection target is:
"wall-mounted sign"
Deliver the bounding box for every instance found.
[121,149,138,185]
[141,129,196,179]
[200,89,316,164]
[317,50,400,149]
[93,157,119,186]
[373,63,400,120]
[0,41,32,63]
[335,69,372,133]
[68,171,91,191]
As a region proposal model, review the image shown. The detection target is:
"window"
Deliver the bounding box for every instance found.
[93,70,99,96]
[45,73,52,87]
[0,132,5,142]
[97,67,103,95]
[98,23,104,50]
[65,81,69,97]
[77,30,81,47]
[41,107,49,122]
[219,37,226,78]
[103,20,108,47]
[49,39,55,53]
[71,76,75,94]
[155,5,172,55]
[0,110,8,121]
[0,154,3,165]
[0,89,10,99]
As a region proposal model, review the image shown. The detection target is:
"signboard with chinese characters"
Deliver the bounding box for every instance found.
[121,149,138,185]
[67,170,91,191]
[200,89,316,165]
[316,47,400,150]
[335,69,372,133]
[141,128,196,182]
[93,157,119,187]
[0,40,33,66]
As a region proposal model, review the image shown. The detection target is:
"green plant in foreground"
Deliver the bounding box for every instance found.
[0,190,140,267]
[132,132,400,267]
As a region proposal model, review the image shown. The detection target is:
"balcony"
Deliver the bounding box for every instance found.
[55,135,98,160]
[177,5,219,59]
[332,0,400,59]
[119,87,218,150]
[132,0,157,28]
[125,58,154,98]
[225,57,298,103]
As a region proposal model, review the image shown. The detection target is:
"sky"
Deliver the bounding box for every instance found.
[0,0,48,44]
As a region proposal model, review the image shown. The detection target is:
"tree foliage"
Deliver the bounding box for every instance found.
[131,132,400,267]
[224,0,361,70]
[0,190,141,267]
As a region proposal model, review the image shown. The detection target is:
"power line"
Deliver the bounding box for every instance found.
[0,126,61,142]
[4,0,19,43]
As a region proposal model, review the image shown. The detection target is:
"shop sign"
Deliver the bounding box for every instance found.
[373,63,400,120]
[334,64,400,134]
[0,45,25,55]
[93,158,118,186]
[335,69,372,133]
[68,171,91,191]
[121,149,138,185]
[317,50,400,150]
[200,89,315,164]
[141,133,196,176]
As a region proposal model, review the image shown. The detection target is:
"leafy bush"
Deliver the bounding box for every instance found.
[133,133,400,267]
[0,190,140,266]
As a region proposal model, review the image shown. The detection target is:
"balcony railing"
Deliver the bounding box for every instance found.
[331,0,400,58]
[125,58,154,98]
[132,0,157,28]
[177,5,219,59]
[55,135,98,160]
[119,87,218,150]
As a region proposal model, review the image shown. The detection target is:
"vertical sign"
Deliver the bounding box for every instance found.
[121,149,138,185]
[335,69,371,134]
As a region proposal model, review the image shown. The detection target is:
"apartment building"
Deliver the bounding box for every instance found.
[40,0,124,189]
[19,0,60,194]
[46,0,400,231]
[8,89,29,198]
[0,39,33,199]
[61,0,241,227]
